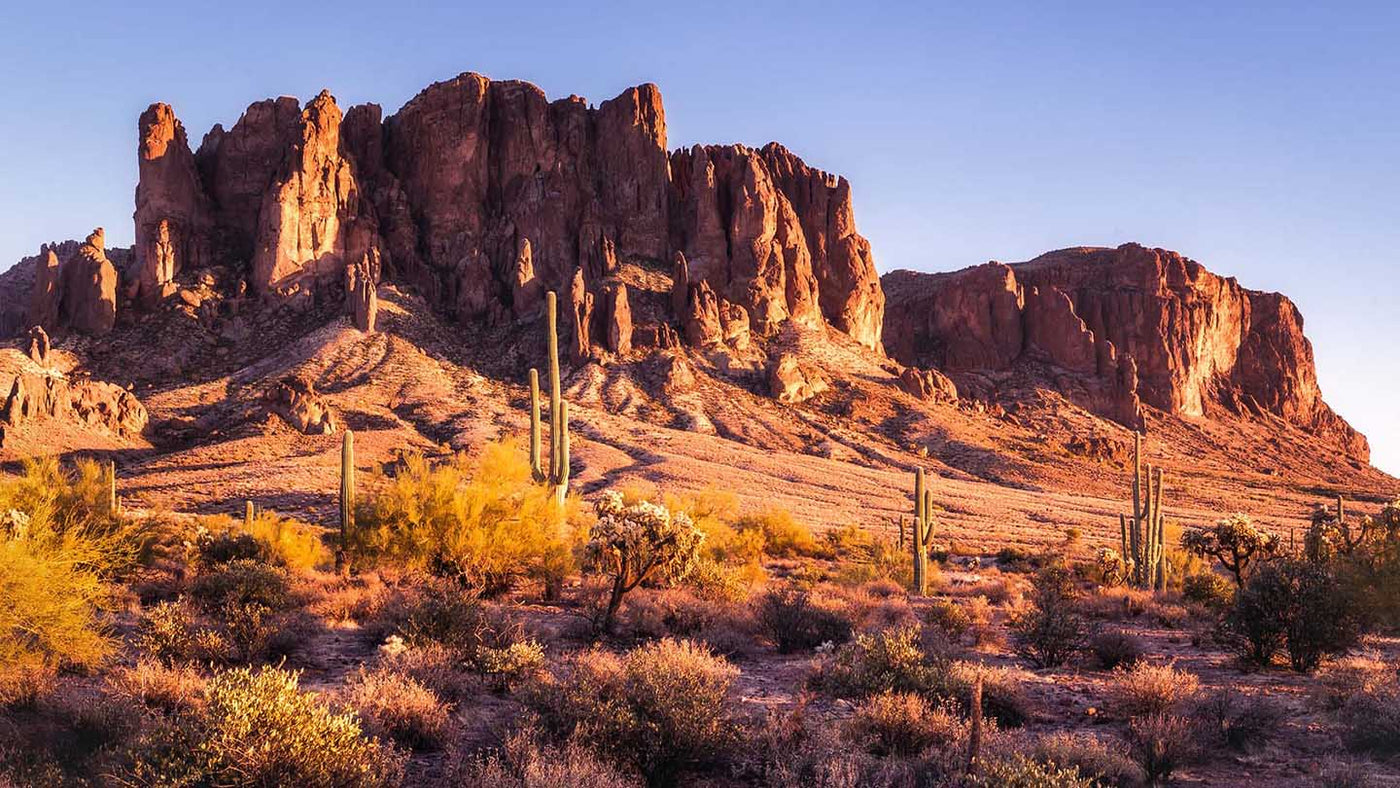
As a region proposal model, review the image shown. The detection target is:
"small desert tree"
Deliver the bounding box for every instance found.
[586,491,705,632]
[1181,513,1278,587]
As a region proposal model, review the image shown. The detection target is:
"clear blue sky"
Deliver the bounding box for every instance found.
[2,1,1396,473]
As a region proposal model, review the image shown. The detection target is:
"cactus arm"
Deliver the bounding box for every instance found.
[529,368,544,482]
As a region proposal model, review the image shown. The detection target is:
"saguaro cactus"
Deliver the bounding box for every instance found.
[529,291,571,505]
[245,500,254,529]
[338,429,355,573]
[1119,432,1167,590]
[912,467,937,595]
[107,460,119,517]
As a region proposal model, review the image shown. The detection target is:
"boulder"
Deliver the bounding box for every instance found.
[769,354,829,404]
[266,375,336,434]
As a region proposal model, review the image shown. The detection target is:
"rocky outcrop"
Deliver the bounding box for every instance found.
[266,374,335,434]
[769,354,829,404]
[114,73,881,353]
[345,252,378,332]
[57,229,118,335]
[600,282,633,355]
[883,243,1366,458]
[134,103,210,304]
[1,371,147,438]
[26,327,49,367]
[897,366,958,402]
[28,247,61,329]
[251,90,367,296]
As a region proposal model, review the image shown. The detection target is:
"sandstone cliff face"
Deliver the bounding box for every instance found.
[883,243,1367,458]
[134,103,210,304]
[105,73,881,352]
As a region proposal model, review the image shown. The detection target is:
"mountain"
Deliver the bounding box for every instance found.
[0,71,1390,547]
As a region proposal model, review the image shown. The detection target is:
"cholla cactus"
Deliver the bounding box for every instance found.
[1304,494,1373,562]
[2,509,31,540]
[1181,512,1278,586]
[1095,547,1128,587]
[587,490,706,632]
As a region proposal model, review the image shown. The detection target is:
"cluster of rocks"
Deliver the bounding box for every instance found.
[0,369,148,447]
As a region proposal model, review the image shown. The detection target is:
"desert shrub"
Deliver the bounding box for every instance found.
[190,559,293,611]
[948,662,1033,728]
[344,665,450,750]
[1191,688,1283,751]
[194,528,263,566]
[108,660,207,715]
[1181,513,1279,586]
[1089,629,1145,670]
[1126,713,1195,784]
[352,443,578,594]
[814,625,945,699]
[756,586,856,652]
[922,598,973,643]
[453,726,642,787]
[735,507,823,558]
[1222,558,1364,671]
[617,587,755,656]
[586,491,706,633]
[1318,759,1379,788]
[965,755,1099,788]
[846,691,962,757]
[197,510,331,572]
[223,601,279,663]
[1109,662,1199,718]
[0,459,141,695]
[395,582,544,689]
[1034,731,1142,787]
[137,599,228,665]
[526,639,736,785]
[1010,567,1092,668]
[1312,653,1396,711]
[1338,680,1400,756]
[822,525,918,589]
[1181,570,1235,612]
[119,666,404,787]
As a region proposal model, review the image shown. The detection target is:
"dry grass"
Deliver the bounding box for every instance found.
[1109,662,1201,718]
[108,659,207,714]
[344,665,451,750]
[845,691,963,757]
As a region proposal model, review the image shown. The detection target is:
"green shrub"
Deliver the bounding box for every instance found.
[1126,714,1196,784]
[922,598,973,643]
[395,582,544,689]
[814,625,944,699]
[846,691,963,757]
[1182,571,1235,612]
[1339,680,1400,757]
[119,666,404,787]
[453,726,641,787]
[1222,558,1364,672]
[755,587,855,653]
[527,639,736,786]
[1010,567,1091,668]
[966,755,1099,788]
[1089,629,1144,670]
[352,443,578,595]
[138,600,225,665]
[190,559,293,611]
[1192,688,1283,751]
[1033,732,1142,787]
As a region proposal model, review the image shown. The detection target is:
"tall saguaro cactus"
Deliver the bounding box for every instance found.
[528,292,571,505]
[912,467,937,595]
[1119,432,1167,590]
[338,429,355,573]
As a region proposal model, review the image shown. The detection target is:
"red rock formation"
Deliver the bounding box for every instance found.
[134,102,210,304]
[58,229,118,335]
[345,252,378,332]
[2,371,147,438]
[113,73,883,352]
[27,246,61,329]
[883,243,1365,458]
[27,326,50,367]
[601,282,633,355]
[251,90,363,296]
[266,374,335,434]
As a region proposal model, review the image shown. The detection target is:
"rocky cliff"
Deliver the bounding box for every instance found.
[882,243,1368,459]
[27,73,882,359]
